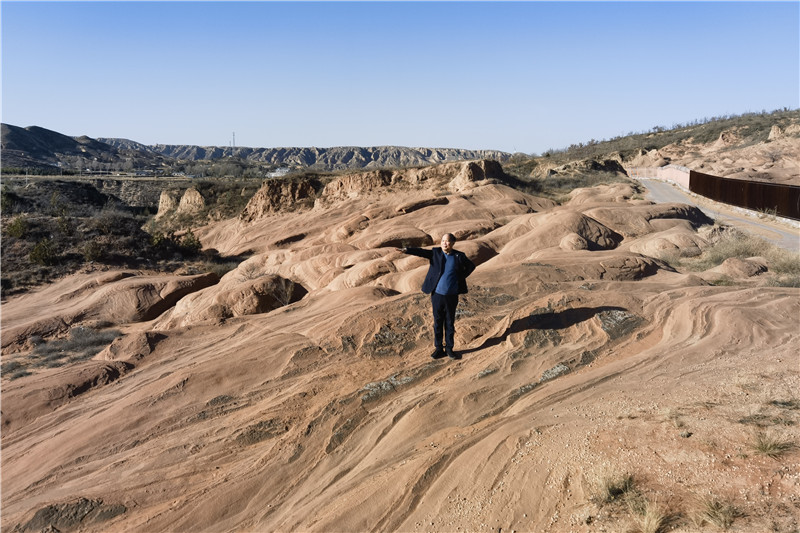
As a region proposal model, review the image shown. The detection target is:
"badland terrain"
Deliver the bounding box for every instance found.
[1,110,799,532]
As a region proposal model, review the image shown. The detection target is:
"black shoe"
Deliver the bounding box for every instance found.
[447,350,461,360]
[431,349,446,359]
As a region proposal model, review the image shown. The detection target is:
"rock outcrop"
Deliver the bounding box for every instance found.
[239,178,320,222]
[177,187,206,215]
[156,190,180,219]
[240,160,508,221]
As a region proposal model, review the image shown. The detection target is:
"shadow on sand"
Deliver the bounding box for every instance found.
[461,306,627,355]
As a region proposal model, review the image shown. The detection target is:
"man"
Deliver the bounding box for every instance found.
[397,233,476,360]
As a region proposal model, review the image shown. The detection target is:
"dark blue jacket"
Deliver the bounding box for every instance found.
[404,247,476,295]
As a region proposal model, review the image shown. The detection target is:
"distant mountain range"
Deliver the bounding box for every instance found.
[0,124,173,172]
[1,124,511,173]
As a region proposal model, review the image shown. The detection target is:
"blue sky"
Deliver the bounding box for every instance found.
[2,1,798,154]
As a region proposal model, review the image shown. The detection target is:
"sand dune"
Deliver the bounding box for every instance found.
[2,162,798,532]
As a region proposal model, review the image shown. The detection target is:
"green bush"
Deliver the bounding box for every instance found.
[81,240,105,262]
[57,216,75,236]
[29,238,57,266]
[180,229,202,254]
[149,230,175,249]
[1,185,18,213]
[6,216,28,238]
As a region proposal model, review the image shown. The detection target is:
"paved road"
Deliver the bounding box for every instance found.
[637,178,800,252]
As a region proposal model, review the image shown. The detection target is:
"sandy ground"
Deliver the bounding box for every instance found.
[2,163,799,533]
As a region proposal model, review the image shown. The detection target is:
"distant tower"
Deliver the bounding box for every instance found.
[232,132,236,150]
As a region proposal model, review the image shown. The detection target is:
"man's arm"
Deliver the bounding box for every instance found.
[397,246,434,259]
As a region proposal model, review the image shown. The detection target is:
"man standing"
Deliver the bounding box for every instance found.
[397,234,476,360]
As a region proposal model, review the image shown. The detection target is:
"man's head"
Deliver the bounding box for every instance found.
[441,233,456,254]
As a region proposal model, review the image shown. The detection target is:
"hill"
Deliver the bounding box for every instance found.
[0,123,511,175]
[5,109,798,183]
[99,139,512,171]
[0,124,169,173]
[2,156,799,532]
[516,108,800,186]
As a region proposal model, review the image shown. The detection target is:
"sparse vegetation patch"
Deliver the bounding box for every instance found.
[690,495,741,530]
[750,431,797,458]
[592,470,636,506]
[30,326,122,369]
[626,494,670,533]
[659,225,800,285]
[0,179,251,297]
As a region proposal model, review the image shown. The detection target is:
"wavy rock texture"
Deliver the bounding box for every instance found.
[2,161,798,533]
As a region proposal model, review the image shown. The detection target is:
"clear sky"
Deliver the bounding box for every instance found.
[2,1,798,154]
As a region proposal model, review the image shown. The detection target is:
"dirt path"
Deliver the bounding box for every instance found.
[637,178,800,252]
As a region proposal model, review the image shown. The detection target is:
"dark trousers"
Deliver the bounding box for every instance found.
[431,292,459,351]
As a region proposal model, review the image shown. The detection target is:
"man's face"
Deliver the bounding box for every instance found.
[441,235,454,254]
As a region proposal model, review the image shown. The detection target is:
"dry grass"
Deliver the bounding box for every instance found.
[237,262,264,281]
[690,495,741,530]
[750,431,797,458]
[689,230,776,268]
[592,470,636,505]
[591,471,674,533]
[626,494,670,533]
[664,408,686,428]
[31,326,122,368]
[661,227,800,286]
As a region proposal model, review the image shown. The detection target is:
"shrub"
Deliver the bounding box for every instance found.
[81,240,105,262]
[2,360,23,375]
[29,238,57,266]
[1,185,18,213]
[57,215,75,236]
[6,216,28,238]
[92,208,138,236]
[763,274,800,288]
[695,230,770,268]
[180,229,202,254]
[238,262,263,281]
[149,230,175,249]
[1,360,32,380]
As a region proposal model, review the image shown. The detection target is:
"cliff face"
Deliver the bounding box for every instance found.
[239,178,321,222]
